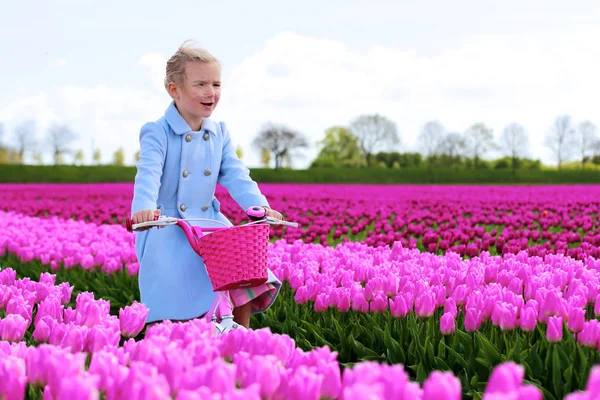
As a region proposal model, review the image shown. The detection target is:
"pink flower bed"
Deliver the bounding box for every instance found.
[2,183,600,258]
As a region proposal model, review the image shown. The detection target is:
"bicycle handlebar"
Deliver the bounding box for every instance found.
[125,206,299,233]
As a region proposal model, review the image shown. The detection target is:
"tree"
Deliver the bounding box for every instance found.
[32,151,43,165]
[260,147,271,168]
[74,150,84,166]
[46,123,77,165]
[576,120,598,169]
[112,147,125,166]
[311,126,365,168]
[437,132,466,158]
[235,145,243,160]
[500,123,529,172]
[134,150,140,163]
[93,149,102,165]
[464,122,496,168]
[544,115,576,170]
[0,123,6,164]
[251,122,309,169]
[418,120,445,159]
[349,114,400,166]
[55,153,65,165]
[13,120,36,164]
[434,132,467,168]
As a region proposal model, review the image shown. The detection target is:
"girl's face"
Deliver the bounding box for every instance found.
[169,61,221,130]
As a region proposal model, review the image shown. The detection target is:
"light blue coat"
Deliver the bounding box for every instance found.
[131,101,281,324]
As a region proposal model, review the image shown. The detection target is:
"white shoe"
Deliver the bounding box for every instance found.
[213,315,247,335]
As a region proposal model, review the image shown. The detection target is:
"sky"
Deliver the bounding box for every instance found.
[1,0,599,168]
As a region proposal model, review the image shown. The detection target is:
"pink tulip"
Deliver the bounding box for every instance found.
[56,372,100,400]
[567,306,586,333]
[422,370,461,400]
[440,313,456,335]
[371,292,388,313]
[390,294,409,318]
[464,308,482,332]
[35,295,64,325]
[546,316,563,343]
[294,286,310,304]
[0,314,29,342]
[415,291,436,318]
[0,355,27,400]
[444,298,458,318]
[491,302,518,330]
[519,307,537,332]
[337,291,351,312]
[485,362,524,394]
[314,293,329,312]
[119,302,149,338]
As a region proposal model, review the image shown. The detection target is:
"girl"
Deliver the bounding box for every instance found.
[130,40,283,333]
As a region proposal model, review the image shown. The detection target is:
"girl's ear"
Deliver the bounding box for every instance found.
[167,82,179,99]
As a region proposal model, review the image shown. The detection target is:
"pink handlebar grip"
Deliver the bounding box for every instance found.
[247,206,266,220]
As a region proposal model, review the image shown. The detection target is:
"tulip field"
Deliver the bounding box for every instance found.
[2,183,600,399]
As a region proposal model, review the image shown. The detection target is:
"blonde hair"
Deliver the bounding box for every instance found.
[164,40,221,91]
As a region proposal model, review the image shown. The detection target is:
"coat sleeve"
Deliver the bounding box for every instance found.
[131,122,167,214]
[217,121,269,210]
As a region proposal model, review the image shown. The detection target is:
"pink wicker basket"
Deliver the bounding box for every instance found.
[193,223,270,291]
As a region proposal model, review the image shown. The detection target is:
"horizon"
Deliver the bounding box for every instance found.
[1,1,599,168]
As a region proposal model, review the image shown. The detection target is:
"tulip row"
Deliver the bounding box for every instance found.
[5,209,600,342]
[270,239,600,346]
[2,267,600,400]
[3,264,600,399]
[4,210,600,398]
[0,264,551,400]
[3,183,600,257]
[0,266,148,344]
[4,208,600,350]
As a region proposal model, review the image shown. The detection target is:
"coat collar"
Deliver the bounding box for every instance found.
[164,101,218,136]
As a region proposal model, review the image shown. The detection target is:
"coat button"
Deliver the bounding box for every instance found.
[203,132,210,141]
[182,170,189,178]
[180,204,186,211]
[202,205,209,211]
[204,169,211,176]
[185,134,192,142]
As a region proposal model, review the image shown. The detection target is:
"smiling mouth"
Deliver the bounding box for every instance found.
[201,102,214,107]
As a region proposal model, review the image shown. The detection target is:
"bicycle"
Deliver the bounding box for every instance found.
[125,206,299,334]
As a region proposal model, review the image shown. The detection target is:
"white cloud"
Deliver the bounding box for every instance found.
[50,59,67,68]
[0,82,168,165]
[215,27,600,167]
[137,53,167,92]
[2,27,600,168]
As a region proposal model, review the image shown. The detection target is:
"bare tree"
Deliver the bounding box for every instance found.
[500,122,529,171]
[576,120,598,168]
[46,123,78,165]
[349,114,400,166]
[464,122,496,168]
[0,123,6,164]
[418,120,445,159]
[437,132,467,159]
[592,139,600,160]
[13,120,36,164]
[544,115,576,170]
[251,122,309,169]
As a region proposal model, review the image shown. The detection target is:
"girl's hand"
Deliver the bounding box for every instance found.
[132,209,161,230]
[266,208,284,220]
